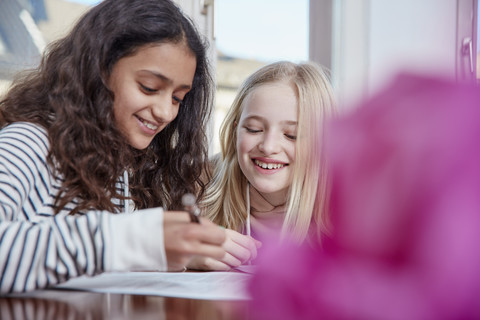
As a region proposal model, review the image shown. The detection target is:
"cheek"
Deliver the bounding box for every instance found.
[112,100,123,126]
[236,133,254,158]
[112,98,131,128]
[236,134,254,175]
[237,144,253,181]
[287,144,296,162]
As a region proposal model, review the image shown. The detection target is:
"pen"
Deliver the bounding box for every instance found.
[182,193,201,223]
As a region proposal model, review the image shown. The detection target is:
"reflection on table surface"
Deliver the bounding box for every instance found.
[0,290,250,320]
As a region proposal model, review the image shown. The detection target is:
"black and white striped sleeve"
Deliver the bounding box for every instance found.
[0,123,167,293]
[0,123,108,293]
[0,211,109,293]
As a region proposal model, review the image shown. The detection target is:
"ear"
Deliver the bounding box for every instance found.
[234,121,237,127]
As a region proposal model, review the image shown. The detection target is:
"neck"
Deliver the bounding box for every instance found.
[249,185,286,213]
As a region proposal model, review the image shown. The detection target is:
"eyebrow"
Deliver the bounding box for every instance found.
[244,115,297,126]
[139,70,192,90]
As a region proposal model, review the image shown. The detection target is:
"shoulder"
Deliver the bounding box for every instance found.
[0,122,49,156]
[0,122,48,142]
[0,121,48,137]
[0,122,50,175]
[0,123,53,216]
[208,153,222,172]
[199,153,222,185]
[207,153,222,178]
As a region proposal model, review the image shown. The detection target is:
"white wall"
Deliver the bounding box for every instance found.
[312,0,460,110]
[367,0,457,95]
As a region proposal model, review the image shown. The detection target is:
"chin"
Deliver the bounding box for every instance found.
[253,184,287,195]
[130,141,151,150]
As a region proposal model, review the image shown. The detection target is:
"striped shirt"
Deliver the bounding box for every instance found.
[0,122,167,293]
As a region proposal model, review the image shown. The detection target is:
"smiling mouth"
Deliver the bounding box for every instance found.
[136,116,159,131]
[254,159,287,170]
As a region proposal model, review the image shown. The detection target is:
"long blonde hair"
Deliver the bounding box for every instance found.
[202,61,336,243]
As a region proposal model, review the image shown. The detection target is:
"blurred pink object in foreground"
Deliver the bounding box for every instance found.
[248,73,480,320]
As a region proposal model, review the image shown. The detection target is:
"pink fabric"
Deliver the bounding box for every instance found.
[247,73,480,320]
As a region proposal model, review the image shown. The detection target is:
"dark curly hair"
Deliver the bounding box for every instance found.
[0,0,214,214]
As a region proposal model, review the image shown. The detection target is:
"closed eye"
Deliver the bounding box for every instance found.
[140,83,156,93]
[245,127,261,133]
[285,134,297,140]
[173,96,183,104]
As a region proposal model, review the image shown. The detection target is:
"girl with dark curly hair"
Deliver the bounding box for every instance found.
[0,0,225,293]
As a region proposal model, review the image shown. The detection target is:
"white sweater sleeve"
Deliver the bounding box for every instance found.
[105,208,167,273]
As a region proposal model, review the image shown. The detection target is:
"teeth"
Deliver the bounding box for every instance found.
[140,118,158,130]
[254,160,285,170]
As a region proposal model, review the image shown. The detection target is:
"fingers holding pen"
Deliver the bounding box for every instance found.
[223,229,261,267]
[163,211,263,271]
[177,218,226,255]
[187,229,262,271]
[186,223,262,265]
[163,211,226,270]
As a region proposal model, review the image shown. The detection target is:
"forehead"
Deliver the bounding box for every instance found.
[112,42,196,87]
[241,82,298,121]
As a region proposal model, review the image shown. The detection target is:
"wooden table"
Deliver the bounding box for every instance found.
[0,290,251,319]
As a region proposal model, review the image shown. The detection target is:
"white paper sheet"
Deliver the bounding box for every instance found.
[54,271,252,300]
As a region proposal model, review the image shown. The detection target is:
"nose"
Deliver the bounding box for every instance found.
[258,131,281,155]
[152,93,179,124]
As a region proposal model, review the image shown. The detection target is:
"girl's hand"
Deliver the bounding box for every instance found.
[187,229,262,271]
[163,211,226,271]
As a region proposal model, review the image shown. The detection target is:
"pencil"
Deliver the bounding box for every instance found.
[182,193,201,223]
